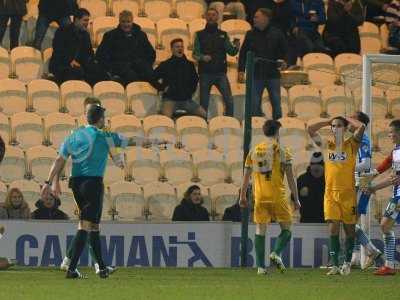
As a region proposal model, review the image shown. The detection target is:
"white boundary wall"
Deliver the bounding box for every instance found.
[0,221,399,268]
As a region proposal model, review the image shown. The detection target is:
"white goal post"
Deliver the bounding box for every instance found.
[361,54,400,268]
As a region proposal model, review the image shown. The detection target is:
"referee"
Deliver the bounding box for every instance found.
[41,104,162,279]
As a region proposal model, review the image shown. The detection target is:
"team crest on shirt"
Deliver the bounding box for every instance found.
[328,152,347,161]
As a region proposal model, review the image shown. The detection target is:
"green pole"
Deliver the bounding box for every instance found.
[241,51,254,267]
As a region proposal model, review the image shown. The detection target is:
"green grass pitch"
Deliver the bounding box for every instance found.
[0,267,398,300]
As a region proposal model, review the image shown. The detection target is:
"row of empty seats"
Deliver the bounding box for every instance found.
[0,179,241,221]
[1,77,399,122]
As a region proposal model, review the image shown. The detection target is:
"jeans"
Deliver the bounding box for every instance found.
[33,15,71,50]
[199,73,234,117]
[0,15,23,49]
[253,78,282,120]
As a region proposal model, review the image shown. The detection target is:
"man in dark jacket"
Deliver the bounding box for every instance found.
[238,8,287,118]
[289,0,329,66]
[222,200,242,222]
[31,194,69,220]
[172,185,210,221]
[323,0,363,57]
[49,8,106,85]
[293,152,325,223]
[154,38,206,119]
[193,8,240,118]
[0,0,27,50]
[33,0,78,50]
[96,10,156,86]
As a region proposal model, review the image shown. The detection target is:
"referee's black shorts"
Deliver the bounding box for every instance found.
[69,176,104,224]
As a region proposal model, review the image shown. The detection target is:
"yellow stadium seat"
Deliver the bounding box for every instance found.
[0,47,10,79]
[135,17,157,48]
[352,86,387,120]
[209,183,239,220]
[11,112,44,149]
[175,0,207,22]
[278,117,309,152]
[209,116,242,152]
[160,148,194,184]
[386,87,400,118]
[112,0,141,17]
[156,18,190,50]
[288,84,321,121]
[0,112,11,144]
[93,81,128,117]
[126,147,161,184]
[92,16,119,47]
[109,180,146,220]
[10,46,43,83]
[79,0,108,18]
[176,115,209,151]
[302,52,336,88]
[220,19,251,45]
[144,181,177,220]
[320,85,354,118]
[143,114,177,143]
[0,180,7,199]
[225,149,243,185]
[192,148,227,186]
[143,0,173,22]
[60,80,93,117]
[126,81,159,117]
[110,114,144,139]
[27,79,60,116]
[26,145,57,182]
[0,146,26,183]
[44,112,76,149]
[0,79,27,116]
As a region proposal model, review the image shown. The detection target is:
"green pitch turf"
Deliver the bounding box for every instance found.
[0,267,398,300]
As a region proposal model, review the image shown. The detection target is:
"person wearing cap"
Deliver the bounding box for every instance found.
[40,104,165,279]
[293,152,325,223]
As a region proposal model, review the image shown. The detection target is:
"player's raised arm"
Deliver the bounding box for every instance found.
[307,119,331,147]
[346,117,366,142]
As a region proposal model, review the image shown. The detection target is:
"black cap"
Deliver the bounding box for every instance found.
[87,104,106,125]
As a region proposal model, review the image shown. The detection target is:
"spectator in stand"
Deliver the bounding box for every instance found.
[193,8,240,118]
[289,0,329,67]
[293,152,325,223]
[238,8,287,119]
[363,0,391,21]
[0,188,30,220]
[0,0,27,50]
[267,0,295,37]
[154,39,207,119]
[172,185,210,221]
[383,0,400,49]
[96,10,156,87]
[323,0,363,57]
[49,8,107,86]
[33,0,78,50]
[31,194,69,220]
[222,199,242,222]
[209,0,247,23]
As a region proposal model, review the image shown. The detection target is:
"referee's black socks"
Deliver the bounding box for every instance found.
[89,231,105,270]
[68,230,88,272]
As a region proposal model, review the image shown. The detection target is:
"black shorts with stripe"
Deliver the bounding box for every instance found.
[69,176,104,224]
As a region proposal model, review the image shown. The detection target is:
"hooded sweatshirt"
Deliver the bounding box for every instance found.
[172,199,210,221]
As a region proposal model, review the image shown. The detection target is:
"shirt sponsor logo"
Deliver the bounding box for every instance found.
[328,152,347,161]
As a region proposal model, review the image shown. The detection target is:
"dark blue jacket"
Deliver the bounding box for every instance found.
[291,0,326,33]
